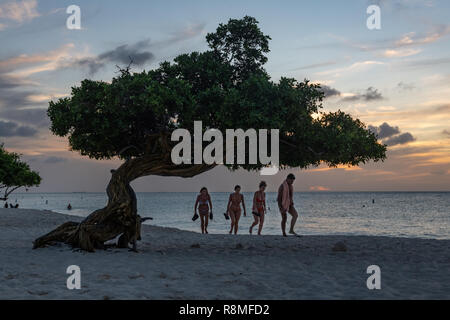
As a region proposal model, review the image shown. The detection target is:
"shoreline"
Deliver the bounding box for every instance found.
[1,208,449,299]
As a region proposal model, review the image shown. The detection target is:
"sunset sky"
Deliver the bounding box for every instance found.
[0,0,449,192]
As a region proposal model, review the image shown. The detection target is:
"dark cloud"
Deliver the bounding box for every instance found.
[99,39,155,66]
[68,23,206,75]
[70,39,155,75]
[0,120,38,137]
[0,74,37,109]
[28,156,68,164]
[369,122,416,146]
[342,87,384,102]
[319,85,341,98]
[293,61,337,71]
[397,82,415,91]
[73,57,105,75]
[0,73,48,129]
[0,108,49,128]
[43,156,67,164]
[384,132,416,146]
[368,122,400,139]
[435,104,450,113]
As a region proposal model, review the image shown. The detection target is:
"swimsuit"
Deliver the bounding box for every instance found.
[198,195,210,215]
[228,193,242,215]
[253,192,265,216]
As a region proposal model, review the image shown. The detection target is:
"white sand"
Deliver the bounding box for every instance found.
[0,208,448,300]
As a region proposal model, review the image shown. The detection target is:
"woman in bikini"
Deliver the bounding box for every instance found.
[226,185,246,234]
[194,187,212,234]
[250,181,267,235]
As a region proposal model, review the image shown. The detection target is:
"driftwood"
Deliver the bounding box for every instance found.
[33,153,214,252]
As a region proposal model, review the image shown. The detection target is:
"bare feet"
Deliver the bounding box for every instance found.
[249,226,253,234]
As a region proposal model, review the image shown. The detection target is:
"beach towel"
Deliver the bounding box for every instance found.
[281,180,291,211]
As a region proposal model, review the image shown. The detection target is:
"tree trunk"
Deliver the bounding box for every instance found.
[33,155,215,252]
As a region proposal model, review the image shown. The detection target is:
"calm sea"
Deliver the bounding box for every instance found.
[6,192,450,239]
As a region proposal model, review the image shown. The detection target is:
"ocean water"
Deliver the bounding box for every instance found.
[5,192,450,239]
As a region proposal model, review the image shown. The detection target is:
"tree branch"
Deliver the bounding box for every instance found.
[5,186,22,199]
[280,139,325,156]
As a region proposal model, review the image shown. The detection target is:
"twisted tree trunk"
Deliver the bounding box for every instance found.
[33,154,215,252]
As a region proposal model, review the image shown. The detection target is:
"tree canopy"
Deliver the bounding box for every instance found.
[0,144,41,201]
[48,15,386,172]
[35,16,387,252]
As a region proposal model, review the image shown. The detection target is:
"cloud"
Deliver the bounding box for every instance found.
[316,61,385,77]
[319,85,341,98]
[164,23,206,44]
[0,0,39,24]
[69,40,155,75]
[395,25,450,47]
[382,48,421,58]
[404,57,450,68]
[0,108,49,127]
[369,0,435,14]
[0,74,38,113]
[397,82,415,91]
[67,24,206,75]
[293,61,337,71]
[0,120,38,137]
[368,122,416,146]
[0,43,75,76]
[43,156,67,164]
[368,122,400,139]
[28,155,68,164]
[443,130,450,137]
[384,133,416,146]
[309,186,331,191]
[99,40,155,66]
[341,87,384,102]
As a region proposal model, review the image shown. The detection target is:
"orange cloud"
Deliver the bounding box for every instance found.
[309,186,331,191]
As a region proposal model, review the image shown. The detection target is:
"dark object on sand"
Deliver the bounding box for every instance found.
[210,212,213,220]
[332,241,347,252]
[9,203,14,208]
[4,203,8,208]
[67,204,72,210]
[224,212,230,220]
[192,213,199,221]
[15,204,19,208]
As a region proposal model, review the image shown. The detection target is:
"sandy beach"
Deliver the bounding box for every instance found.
[0,208,449,300]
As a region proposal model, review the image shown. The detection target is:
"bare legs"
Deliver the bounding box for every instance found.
[249,213,264,235]
[229,211,235,234]
[200,213,209,234]
[229,210,241,234]
[281,206,298,236]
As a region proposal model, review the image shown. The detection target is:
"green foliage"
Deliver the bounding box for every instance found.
[47,16,386,170]
[0,144,41,200]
